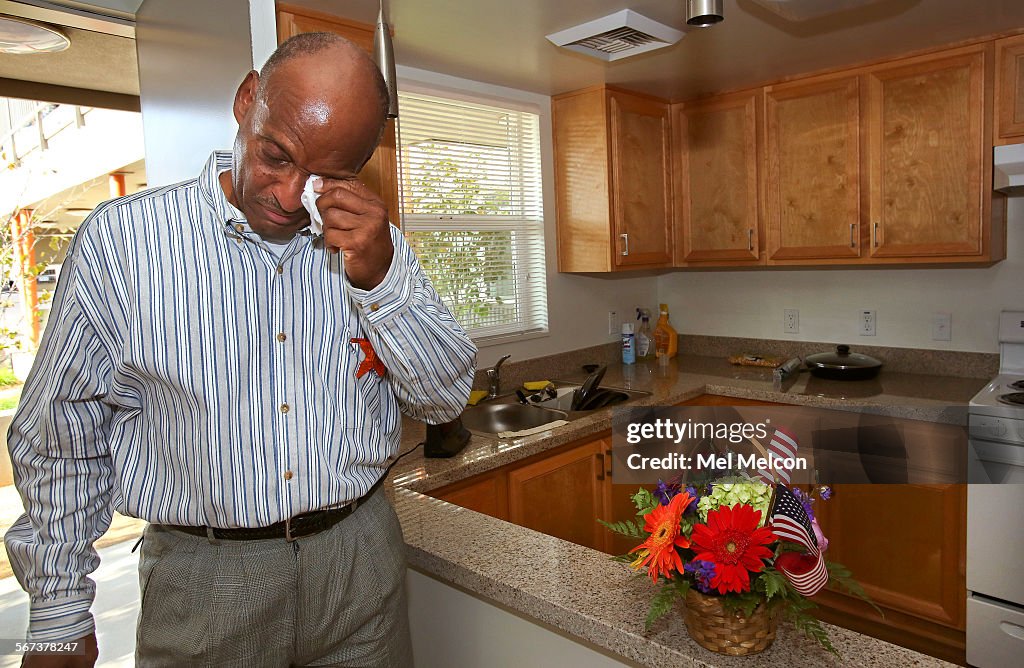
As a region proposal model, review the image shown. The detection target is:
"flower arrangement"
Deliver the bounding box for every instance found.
[601,478,876,656]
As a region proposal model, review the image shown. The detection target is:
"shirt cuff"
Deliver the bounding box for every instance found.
[345,247,413,326]
[28,594,95,642]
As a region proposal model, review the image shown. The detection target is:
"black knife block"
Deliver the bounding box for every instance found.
[425,417,470,458]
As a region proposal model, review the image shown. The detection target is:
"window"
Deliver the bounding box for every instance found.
[397,90,548,341]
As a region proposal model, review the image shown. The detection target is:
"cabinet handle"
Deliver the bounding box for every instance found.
[605,449,613,478]
[850,223,856,248]
[747,229,754,252]
[620,233,629,256]
[596,454,605,481]
[873,222,880,247]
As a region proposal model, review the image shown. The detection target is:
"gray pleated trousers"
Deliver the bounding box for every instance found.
[134,486,413,667]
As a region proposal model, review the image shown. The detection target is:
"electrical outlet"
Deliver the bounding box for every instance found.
[608,311,619,336]
[860,310,876,336]
[784,309,799,334]
[932,312,952,341]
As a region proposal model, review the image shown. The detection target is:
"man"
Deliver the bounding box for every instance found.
[5,33,476,667]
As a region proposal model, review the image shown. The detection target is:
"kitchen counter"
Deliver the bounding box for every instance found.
[388,354,976,667]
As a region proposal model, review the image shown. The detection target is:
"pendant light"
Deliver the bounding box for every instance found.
[686,0,725,27]
[374,0,399,118]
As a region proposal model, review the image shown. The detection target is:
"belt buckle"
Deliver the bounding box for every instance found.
[285,516,297,543]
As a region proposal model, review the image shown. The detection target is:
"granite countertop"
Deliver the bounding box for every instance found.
[388,354,979,667]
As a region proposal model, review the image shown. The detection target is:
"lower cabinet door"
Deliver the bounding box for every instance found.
[507,438,610,551]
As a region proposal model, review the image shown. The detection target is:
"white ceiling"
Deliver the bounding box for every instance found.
[286,0,1024,100]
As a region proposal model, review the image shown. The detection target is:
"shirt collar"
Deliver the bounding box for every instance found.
[199,151,245,226]
[198,150,317,239]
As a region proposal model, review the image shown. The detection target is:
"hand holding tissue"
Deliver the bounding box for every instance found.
[299,174,394,290]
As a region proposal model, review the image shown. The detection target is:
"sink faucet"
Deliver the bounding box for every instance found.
[486,354,511,400]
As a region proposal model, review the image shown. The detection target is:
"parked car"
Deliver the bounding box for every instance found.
[35,264,62,284]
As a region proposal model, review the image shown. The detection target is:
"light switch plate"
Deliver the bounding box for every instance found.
[608,311,619,336]
[932,312,952,341]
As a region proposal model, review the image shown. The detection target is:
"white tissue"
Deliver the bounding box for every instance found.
[300,174,323,235]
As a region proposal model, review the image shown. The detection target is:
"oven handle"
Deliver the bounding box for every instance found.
[971,439,1024,467]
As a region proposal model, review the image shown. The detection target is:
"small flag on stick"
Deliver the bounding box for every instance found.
[770,484,828,596]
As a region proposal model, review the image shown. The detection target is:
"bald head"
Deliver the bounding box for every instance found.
[223,32,392,241]
[258,33,389,150]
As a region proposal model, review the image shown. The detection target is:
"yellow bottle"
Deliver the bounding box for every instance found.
[653,303,678,359]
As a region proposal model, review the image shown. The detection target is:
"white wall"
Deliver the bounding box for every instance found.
[656,198,1024,354]
[397,65,660,369]
[135,0,278,186]
[407,569,632,668]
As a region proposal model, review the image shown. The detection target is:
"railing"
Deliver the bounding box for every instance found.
[0,99,93,167]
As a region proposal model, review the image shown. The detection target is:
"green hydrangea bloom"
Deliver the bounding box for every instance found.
[697,482,773,525]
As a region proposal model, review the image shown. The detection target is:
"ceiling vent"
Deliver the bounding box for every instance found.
[546,9,684,62]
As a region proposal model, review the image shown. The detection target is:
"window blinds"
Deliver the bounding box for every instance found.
[398,91,548,340]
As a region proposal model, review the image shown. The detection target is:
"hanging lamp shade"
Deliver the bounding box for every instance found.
[374,1,399,118]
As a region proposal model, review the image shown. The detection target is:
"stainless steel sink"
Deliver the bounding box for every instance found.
[460,403,568,434]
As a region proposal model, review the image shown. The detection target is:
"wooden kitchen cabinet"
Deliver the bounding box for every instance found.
[866,46,994,261]
[995,33,1024,143]
[553,86,673,272]
[813,484,966,664]
[276,4,401,226]
[432,470,508,521]
[508,437,612,551]
[672,90,762,265]
[764,77,863,263]
[428,434,616,552]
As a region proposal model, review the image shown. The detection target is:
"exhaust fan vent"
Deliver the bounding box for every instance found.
[547,10,683,62]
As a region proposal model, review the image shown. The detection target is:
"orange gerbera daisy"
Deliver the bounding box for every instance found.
[629,491,694,583]
[689,504,776,594]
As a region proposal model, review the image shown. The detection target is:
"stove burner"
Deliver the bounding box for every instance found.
[1012,380,1024,391]
[996,392,1024,406]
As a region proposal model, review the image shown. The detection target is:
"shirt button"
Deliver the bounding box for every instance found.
[283,470,293,481]
[280,403,290,414]
[369,303,380,312]
[276,265,284,274]
[235,223,244,233]
[235,236,242,243]
[277,332,287,342]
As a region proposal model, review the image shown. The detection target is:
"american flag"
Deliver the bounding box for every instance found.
[756,427,799,485]
[769,484,829,596]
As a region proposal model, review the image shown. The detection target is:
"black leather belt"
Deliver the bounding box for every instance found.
[166,477,383,542]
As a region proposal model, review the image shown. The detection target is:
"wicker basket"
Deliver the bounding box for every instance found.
[680,588,778,656]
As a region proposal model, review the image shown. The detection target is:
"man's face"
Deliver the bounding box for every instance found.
[226,56,384,240]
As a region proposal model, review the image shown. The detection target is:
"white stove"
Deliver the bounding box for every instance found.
[966,311,1024,668]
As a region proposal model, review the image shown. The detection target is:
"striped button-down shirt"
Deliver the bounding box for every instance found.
[4,151,477,641]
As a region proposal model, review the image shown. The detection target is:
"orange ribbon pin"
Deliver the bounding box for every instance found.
[351,337,386,379]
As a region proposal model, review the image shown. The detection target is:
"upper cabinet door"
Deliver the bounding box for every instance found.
[866,48,987,259]
[608,92,673,268]
[765,77,862,262]
[996,34,1024,143]
[276,5,400,227]
[674,90,761,264]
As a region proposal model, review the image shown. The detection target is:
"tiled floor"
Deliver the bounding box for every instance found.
[1,529,141,667]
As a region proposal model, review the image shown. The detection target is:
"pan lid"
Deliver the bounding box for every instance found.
[804,344,882,370]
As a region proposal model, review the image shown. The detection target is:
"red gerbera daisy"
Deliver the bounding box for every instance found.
[629,492,694,583]
[689,504,776,594]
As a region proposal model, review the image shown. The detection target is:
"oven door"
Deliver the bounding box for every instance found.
[967,483,1024,606]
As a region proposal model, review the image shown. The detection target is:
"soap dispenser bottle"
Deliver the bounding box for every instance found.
[653,303,678,360]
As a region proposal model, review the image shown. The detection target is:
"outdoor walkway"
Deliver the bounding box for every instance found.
[0,539,139,667]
